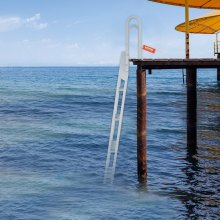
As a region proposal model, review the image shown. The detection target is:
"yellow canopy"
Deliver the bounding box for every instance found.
[149,0,220,9]
[149,0,220,58]
[176,10,220,34]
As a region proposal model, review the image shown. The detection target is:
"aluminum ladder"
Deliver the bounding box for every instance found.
[104,16,142,183]
[104,51,129,183]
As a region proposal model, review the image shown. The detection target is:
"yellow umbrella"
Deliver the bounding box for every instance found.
[149,0,220,58]
[176,10,220,34]
[176,11,220,55]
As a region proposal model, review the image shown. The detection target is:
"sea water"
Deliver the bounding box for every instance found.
[0,67,219,219]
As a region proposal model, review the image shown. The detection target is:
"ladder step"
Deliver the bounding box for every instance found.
[115,113,120,121]
[111,141,117,153]
[105,167,114,178]
[107,166,113,172]
[119,87,124,92]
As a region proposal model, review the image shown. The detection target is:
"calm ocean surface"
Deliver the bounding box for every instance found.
[0,67,219,220]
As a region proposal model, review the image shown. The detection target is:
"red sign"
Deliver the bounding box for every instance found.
[143,45,156,54]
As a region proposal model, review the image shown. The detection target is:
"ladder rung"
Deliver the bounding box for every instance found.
[119,87,124,92]
[115,113,120,121]
[111,141,117,153]
[105,167,114,178]
[106,167,113,173]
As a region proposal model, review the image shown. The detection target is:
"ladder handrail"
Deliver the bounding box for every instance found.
[125,16,143,60]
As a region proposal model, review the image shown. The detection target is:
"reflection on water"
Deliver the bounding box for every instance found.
[183,84,220,219]
[0,67,219,219]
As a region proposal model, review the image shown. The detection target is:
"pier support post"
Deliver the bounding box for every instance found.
[136,65,147,184]
[186,68,197,148]
[217,54,220,81]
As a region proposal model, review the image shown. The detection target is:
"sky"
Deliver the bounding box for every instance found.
[0,0,215,66]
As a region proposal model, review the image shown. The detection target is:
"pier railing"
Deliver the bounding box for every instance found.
[214,41,220,55]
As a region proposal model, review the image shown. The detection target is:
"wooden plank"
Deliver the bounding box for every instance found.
[130,59,220,70]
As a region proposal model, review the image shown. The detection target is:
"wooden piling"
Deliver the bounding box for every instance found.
[186,67,197,148]
[131,58,220,183]
[136,65,147,184]
[217,54,220,81]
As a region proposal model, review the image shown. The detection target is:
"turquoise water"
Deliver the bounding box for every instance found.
[0,67,219,219]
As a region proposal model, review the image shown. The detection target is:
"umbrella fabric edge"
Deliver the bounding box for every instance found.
[148,0,220,9]
[176,15,220,34]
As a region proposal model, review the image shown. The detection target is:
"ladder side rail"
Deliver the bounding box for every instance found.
[111,65,129,180]
[104,52,125,181]
[104,75,120,171]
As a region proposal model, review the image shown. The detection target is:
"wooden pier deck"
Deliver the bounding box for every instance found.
[130,58,220,69]
[130,58,220,184]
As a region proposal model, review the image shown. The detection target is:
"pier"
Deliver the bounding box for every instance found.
[131,58,220,184]
[104,14,220,185]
